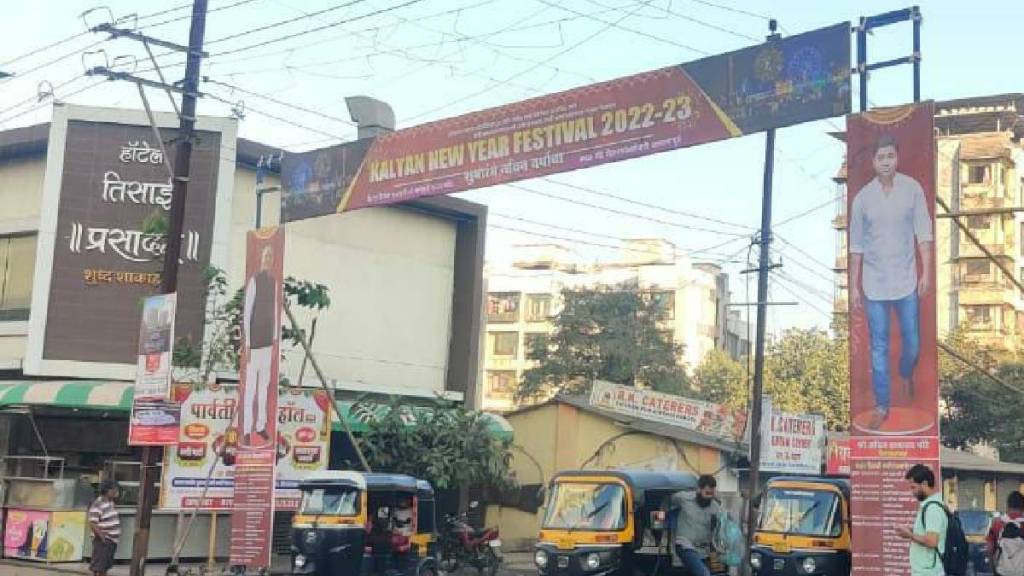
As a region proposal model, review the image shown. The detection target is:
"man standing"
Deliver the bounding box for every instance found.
[989,491,1024,570]
[671,474,721,576]
[242,244,279,448]
[850,133,933,430]
[897,464,946,576]
[88,480,120,576]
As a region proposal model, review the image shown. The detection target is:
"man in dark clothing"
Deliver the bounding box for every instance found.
[242,245,280,448]
[88,480,120,576]
[989,491,1024,562]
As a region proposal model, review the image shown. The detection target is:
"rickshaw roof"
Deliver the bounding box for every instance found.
[298,471,434,498]
[552,469,698,493]
[767,476,850,498]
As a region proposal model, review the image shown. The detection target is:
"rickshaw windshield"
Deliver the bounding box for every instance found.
[543,482,626,531]
[299,487,361,516]
[759,488,841,537]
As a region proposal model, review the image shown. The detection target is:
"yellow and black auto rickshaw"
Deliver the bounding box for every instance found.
[750,477,851,576]
[534,469,704,576]
[290,471,439,576]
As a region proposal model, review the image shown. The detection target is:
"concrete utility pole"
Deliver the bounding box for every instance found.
[128,2,209,574]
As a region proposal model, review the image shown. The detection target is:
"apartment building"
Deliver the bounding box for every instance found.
[833,94,1024,352]
[481,239,748,412]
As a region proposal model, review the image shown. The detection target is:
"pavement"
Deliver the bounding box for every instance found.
[0,552,539,576]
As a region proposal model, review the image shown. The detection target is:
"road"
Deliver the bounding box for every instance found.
[0,555,539,576]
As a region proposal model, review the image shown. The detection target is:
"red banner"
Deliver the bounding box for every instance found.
[846,102,939,576]
[229,227,284,569]
[128,399,181,446]
[826,437,850,476]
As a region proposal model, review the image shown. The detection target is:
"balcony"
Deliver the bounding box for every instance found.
[834,255,848,272]
[832,213,847,230]
[957,283,1016,306]
[960,194,1008,211]
[958,240,1013,259]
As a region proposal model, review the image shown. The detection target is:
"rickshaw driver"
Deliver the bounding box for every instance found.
[670,474,722,576]
[393,496,414,538]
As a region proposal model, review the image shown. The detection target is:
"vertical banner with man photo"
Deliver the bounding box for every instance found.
[229,226,285,569]
[847,102,939,576]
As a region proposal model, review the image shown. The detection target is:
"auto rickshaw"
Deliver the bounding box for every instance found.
[291,471,439,576]
[750,477,851,576]
[535,469,716,576]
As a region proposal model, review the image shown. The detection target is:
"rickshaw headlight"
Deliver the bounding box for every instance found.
[585,553,601,570]
[294,554,306,568]
[534,550,548,568]
[749,552,762,570]
[801,556,817,574]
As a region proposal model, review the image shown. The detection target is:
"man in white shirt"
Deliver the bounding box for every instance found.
[242,245,280,448]
[850,134,933,430]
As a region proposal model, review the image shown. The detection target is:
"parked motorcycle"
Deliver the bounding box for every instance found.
[438,503,501,576]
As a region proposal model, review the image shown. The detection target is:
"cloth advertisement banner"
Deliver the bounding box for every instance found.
[589,380,747,441]
[826,437,851,476]
[281,23,850,222]
[229,227,285,569]
[128,399,181,446]
[135,293,176,400]
[846,102,939,576]
[160,384,331,511]
[760,398,825,475]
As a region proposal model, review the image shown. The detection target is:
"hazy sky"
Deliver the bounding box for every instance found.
[2,0,1022,335]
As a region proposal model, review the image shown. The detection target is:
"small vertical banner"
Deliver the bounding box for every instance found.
[847,102,939,576]
[128,293,181,446]
[229,226,285,570]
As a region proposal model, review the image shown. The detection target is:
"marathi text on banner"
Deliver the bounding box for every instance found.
[760,398,825,475]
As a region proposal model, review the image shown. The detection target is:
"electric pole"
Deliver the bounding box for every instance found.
[128,2,209,574]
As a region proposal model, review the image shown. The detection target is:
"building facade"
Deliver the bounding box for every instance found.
[833,94,1024,353]
[481,239,748,412]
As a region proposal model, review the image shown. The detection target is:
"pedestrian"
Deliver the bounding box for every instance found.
[896,464,946,576]
[88,480,121,576]
[670,474,721,576]
[990,491,1024,575]
[850,132,933,430]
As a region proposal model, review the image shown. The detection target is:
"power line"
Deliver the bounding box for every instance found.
[775,234,836,274]
[775,193,842,227]
[203,77,357,127]
[204,89,347,142]
[207,0,371,47]
[537,1,711,55]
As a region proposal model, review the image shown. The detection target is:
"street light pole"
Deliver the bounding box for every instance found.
[129,2,209,575]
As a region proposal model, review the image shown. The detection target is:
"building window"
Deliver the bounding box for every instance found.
[967,215,990,230]
[649,291,675,320]
[0,234,36,321]
[524,333,549,358]
[964,260,990,279]
[486,371,517,398]
[965,306,993,330]
[486,292,520,323]
[968,165,991,185]
[492,332,518,357]
[525,294,552,322]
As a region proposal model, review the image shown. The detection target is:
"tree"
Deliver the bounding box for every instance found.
[354,397,516,491]
[518,287,689,401]
[692,349,747,410]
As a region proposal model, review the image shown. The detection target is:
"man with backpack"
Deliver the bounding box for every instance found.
[897,464,971,576]
[990,491,1024,575]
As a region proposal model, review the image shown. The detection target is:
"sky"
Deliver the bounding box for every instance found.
[2,0,1022,336]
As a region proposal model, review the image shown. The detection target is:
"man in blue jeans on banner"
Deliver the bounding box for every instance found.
[850,133,933,430]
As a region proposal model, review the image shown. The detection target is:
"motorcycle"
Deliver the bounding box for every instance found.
[438,503,501,576]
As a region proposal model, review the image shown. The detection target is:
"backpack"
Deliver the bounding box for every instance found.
[922,501,970,576]
[996,518,1024,576]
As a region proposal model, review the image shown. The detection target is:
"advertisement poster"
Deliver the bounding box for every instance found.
[282,23,850,222]
[826,437,851,476]
[760,398,825,475]
[2,510,85,562]
[135,293,176,400]
[847,102,939,576]
[161,384,331,510]
[229,227,285,569]
[589,380,747,441]
[128,398,181,446]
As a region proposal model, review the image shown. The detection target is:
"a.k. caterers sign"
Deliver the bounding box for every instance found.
[589,380,747,441]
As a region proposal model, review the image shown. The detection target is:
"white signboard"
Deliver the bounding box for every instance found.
[135,293,176,400]
[161,384,331,510]
[589,380,747,441]
[760,397,825,475]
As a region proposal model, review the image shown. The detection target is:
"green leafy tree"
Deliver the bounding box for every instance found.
[518,287,689,401]
[692,349,747,410]
[354,397,516,491]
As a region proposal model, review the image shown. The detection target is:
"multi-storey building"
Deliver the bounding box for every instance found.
[480,239,749,411]
[833,94,1024,352]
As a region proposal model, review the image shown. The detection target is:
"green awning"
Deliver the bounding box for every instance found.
[0,380,134,411]
[330,401,514,441]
